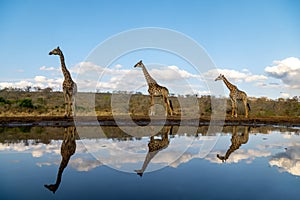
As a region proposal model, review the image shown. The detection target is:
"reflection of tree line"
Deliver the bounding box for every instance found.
[1,125,300,144]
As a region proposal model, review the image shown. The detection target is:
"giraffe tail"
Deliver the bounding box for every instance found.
[247,103,251,111]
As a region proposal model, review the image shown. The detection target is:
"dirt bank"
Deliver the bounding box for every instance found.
[1,115,300,127]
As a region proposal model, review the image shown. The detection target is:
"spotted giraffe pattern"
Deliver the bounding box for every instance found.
[217,126,250,162]
[135,126,172,176]
[148,128,170,152]
[49,47,77,117]
[215,74,250,118]
[45,126,77,193]
[134,60,173,116]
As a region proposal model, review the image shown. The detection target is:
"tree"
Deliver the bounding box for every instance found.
[42,87,53,93]
[34,86,41,91]
[25,86,32,92]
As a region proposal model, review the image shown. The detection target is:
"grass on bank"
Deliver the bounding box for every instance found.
[1,89,300,118]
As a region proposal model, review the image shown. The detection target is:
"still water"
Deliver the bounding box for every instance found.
[0,125,300,200]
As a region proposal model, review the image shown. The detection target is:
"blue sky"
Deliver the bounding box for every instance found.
[1,0,300,99]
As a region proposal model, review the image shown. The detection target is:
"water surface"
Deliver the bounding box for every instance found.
[1,125,300,200]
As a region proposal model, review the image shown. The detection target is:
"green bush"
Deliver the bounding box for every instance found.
[19,98,34,108]
[0,97,10,104]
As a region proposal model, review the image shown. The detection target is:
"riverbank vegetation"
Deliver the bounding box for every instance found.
[1,87,300,118]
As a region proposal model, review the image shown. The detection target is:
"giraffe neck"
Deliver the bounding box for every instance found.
[141,64,157,85]
[222,76,235,91]
[140,150,159,172]
[59,53,72,81]
[224,141,241,160]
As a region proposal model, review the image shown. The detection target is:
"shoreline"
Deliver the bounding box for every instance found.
[1,115,300,127]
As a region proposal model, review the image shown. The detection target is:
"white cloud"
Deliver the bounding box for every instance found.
[0,140,61,156]
[69,157,102,172]
[205,149,271,164]
[72,62,103,75]
[245,75,268,82]
[72,61,205,94]
[280,92,290,98]
[0,76,62,90]
[269,146,300,176]
[34,76,47,82]
[204,68,267,83]
[255,82,282,89]
[114,64,123,69]
[0,80,33,89]
[72,62,131,76]
[151,65,202,82]
[40,66,58,71]
[32,150,44,158]
[265,57,300,88]
[74,62,199,82]
[2,130,300,175]
[0,61,241,95]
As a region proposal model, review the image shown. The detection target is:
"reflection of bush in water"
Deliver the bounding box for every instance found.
[34,127,44,134]
[18,127,32,133]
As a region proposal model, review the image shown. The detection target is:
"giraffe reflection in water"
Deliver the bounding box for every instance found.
[45,126,77,193]
[217,126,250,162]
[135,126,173,177]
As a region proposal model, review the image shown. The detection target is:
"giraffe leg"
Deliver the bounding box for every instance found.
[164,96,173,116]
[243,99,248,118]
[66,93,72,117]
[231,100,237,117]
[167,99,173,116]
[70,91,76,117]
[71,84,77,117]
[231,99,235,117]
[163,96,168,116]
[63,89,68,117]
[64,90,72,117]
[72,96,76,117]
[234,102,238,117]
[68,98,72,117]
[149,95,155,116]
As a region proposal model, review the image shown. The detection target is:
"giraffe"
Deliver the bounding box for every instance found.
[134,60,173,116]
[135,126,172,177]
[215,74,250,118]
[217,126,250,162]
[44,126,77,193]
[49,46,77,117]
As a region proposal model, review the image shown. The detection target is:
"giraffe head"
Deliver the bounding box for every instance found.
[215,74,225,81]
[49,46,62,56]
[134,60,143,68]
